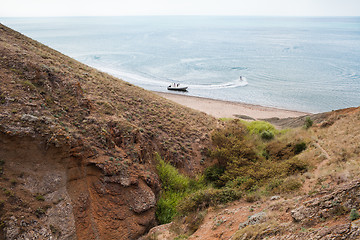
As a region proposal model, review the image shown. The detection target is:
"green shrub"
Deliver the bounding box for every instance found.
[304,117,313,129]
[261,130,274,140]
[156,191,185,224]
[262,150,270,160]
[282,157,308,175]
[350,209,360,221]
[294,142,307,154]
[174,235,188,240]
[210,121,309,194]
[156,153,189,191]
[22,80,36,90]
[155,153,191,224]
[331,205,348,216]
[35,207,46,218]
[240,177,258,191]
[219,118,234,122]
[265,178,283,192]
[204,165,225,187]
[178,188,242,214]
[35,194,45,201]
[279,178,302,192]
[245,192,261,203]
[184,210,207,234]
[245,121,278,136]
[211,121,248,149]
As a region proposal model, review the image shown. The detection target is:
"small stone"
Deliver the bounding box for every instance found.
[291,206,307,222]
[238,211,266,229]
[21,114,38,122]
[270,195,280,201]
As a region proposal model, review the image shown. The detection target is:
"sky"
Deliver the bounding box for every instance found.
[1,0,360,17]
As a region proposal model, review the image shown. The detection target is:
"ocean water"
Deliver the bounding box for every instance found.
[1,16,360,113]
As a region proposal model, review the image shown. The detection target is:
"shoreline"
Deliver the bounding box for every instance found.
[154,91,309,120]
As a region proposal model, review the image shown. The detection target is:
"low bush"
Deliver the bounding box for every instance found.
[304,117,313,129]
[208,120,309,194]
[178,188,242,214]
[183,210,207,234]
[279,178,302,192]
[204,165,225,187]
[35,194,45,201]
[294,141,307,154]
[245,120,278,136]
[244,192,261,203]
[261,130,274,140]
[282,157,308,175]
[156,191,186,224]
[265,178,283,192]
[35,207,46,218]
[155,153,190,224]
[350,209,360,221]
[156,153,189,192]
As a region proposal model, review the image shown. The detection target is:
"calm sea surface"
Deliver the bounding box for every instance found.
[2,16,360,113]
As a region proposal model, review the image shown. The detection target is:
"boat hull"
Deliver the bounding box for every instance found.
[167,86,188,92]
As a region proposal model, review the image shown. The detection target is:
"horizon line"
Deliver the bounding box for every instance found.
[1,14,360,18]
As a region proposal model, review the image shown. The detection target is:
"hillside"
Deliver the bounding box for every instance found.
[0,24,218,239]
[1,23,360,240]
[140,107,360,240]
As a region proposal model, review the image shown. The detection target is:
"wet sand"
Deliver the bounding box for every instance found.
[155,92,308,120]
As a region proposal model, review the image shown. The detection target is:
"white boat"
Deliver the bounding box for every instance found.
[167,83,188,91]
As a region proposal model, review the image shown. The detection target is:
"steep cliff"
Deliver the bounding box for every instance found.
[0,24,217,239]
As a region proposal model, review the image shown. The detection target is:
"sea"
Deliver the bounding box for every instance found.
[1,16,360,113]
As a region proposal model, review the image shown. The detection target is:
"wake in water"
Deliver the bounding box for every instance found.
[87,63,248,90]
[188,77,248,89]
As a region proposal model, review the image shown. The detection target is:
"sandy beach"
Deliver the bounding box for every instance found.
[155,92,308,120]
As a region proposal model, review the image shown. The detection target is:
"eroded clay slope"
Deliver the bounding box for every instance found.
[0,24,217,239]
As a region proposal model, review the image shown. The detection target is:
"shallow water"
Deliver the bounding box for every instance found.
[2,16,360,113]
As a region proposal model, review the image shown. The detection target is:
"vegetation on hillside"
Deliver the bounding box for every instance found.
[208,120,309,193]
[2,23,360,240]
[155,119,311,226]
[155,153,242,225]
[0,23,218,239]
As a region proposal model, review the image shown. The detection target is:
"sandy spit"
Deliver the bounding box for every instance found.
[154,92,308,120]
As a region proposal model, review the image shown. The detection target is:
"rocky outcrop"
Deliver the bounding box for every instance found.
[273,222,360,240]
[291,180,360,226]
[238,211,267,229]
[0,133,161,240]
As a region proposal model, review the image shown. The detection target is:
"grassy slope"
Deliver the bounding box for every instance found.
[2,23,360,239]
[142,108,360,239]
[0,23,217,174]
[0,23,218,239]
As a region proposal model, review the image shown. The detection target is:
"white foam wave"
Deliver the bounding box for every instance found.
[88,64,248,90]
[189,77,248,89]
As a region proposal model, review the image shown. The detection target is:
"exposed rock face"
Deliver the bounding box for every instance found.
[0,23,216,239]
[291,180,360,226]
[273,222,360,240]
[0,133,160,240]
[0,134,77,240]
